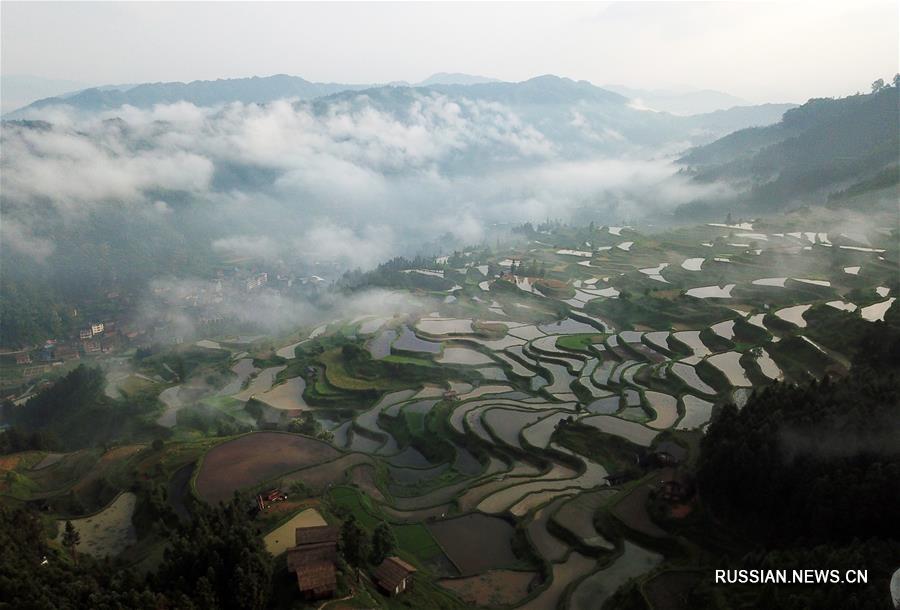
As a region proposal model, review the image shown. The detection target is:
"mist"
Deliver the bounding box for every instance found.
[1,94,729,271]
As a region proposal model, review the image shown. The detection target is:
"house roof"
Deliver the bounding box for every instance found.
[295,525,339,546]
[286,543,337,571]
[372,556,417,590]
[295,560,336,594]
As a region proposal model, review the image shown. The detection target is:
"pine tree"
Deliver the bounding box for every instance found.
[340,516,370,581]
[62,520,80,564]
[369,522,397,565]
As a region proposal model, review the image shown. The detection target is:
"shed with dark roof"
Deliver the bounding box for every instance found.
[372,556,417,595]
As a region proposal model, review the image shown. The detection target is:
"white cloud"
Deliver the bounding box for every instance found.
[2,94,725,265]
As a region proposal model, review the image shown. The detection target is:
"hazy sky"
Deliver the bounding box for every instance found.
[2,1,898,103]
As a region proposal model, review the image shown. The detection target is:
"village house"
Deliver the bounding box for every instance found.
[14,353,32,365]
[286,525,339,600]
[372,556,416,596]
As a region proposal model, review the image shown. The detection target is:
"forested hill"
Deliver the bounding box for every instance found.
[686,311,900,609]
[678,80,900,209]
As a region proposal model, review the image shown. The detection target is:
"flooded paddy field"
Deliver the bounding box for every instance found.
[569,542,663,610]
[427,513,519,575]
[518,552,596,610]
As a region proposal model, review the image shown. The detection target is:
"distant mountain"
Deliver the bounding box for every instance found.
[312,75,792,155]
[679,85,900,208]
[424,74,627,105]
[604,84,751,115]
[7,74,375,116]
[9,73,791,147]
[416,72,500,86]
[1,74,92,114]
[679,103,797,136]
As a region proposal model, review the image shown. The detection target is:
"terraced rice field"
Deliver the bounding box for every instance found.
[189,218,897,607]
[439,570,537,606]
[195,432,339,503]
[427,513,519,576]
[57,492,137,558]
[257,377,308,410]
[569,542,663,610]
[580,416,658,447]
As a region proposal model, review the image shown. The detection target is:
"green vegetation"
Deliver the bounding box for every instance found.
[5,366,158,450]
[0,498,271,609]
